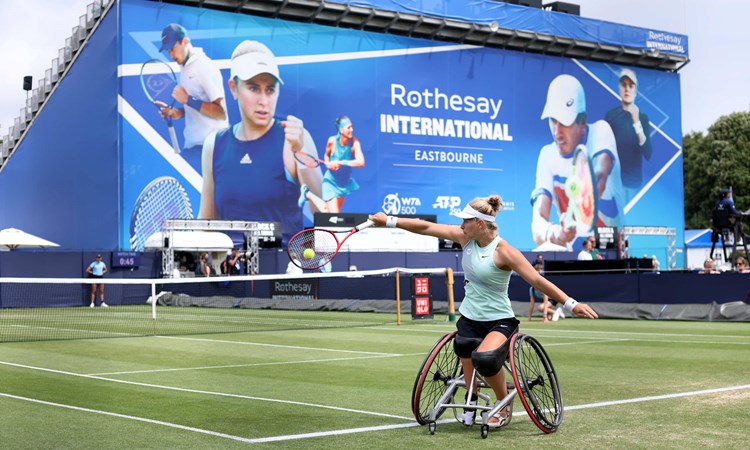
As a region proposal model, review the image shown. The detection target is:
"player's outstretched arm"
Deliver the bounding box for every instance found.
[368,212,467,246]
[501,243,598,319]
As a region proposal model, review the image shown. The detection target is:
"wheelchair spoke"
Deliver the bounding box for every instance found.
[510,333,564,433]
[412,332,460,425]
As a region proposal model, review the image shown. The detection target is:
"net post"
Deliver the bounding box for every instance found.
[395,268,401,326]
[151,281,156,321]
[445,267,456,322]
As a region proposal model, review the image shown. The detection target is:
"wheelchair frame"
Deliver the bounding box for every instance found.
[411,331,563,438]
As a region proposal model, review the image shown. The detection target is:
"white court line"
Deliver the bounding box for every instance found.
[375,324,750,340]
[93,336,628,377]
[92,352,424,376]
[545,338,632,346]
[156,335,400,356]
[0,360,409,421]
[7,324,143,338]
[368,326,750,346]
[548,337,750,346]
[4,384,749,445]
[526,328,750,340]
[564,384,750,411]
[371,325,750,341]
[0,392,257,444]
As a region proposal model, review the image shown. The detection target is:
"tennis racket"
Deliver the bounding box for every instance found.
[129,176,193,251]
[140,58,181,154]
[287,220,374,270]
[563,145,598,234]
[293,150,326,168]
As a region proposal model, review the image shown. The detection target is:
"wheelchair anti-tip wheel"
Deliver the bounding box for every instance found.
[411,331,460,425]
[509,333,564,433]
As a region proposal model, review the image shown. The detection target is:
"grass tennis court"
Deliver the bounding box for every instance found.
[1,313,749,449]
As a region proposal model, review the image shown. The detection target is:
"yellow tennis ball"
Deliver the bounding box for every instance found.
[303,248,315,260]
[566,178,581,200]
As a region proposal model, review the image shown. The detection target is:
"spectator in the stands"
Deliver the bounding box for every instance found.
[577,239,594,261]
[587,236,603,260]
[528,263,552,323]
[735,256,749,273]
[196,252,213,277]
[533,254,544,267]
[651,254,661,273]
[699,258,719,274]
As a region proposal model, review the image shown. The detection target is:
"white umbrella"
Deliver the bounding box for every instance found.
[0,228,60,250]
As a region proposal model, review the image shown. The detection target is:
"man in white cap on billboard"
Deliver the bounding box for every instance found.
[159,23,229,173]
[530,74,623,248]
[605,68,653,204]
[197,40,324,245]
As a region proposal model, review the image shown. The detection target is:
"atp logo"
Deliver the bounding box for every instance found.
[433,196,461,212]
[382,193,421,215]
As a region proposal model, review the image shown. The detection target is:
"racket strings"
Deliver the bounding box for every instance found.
[144,73,176,104]
[288,230,338,269]
[131,180,193,250]
[572,152,596,228]
[140,60,177,105]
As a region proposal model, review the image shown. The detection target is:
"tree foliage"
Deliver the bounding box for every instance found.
[683,111,750,229]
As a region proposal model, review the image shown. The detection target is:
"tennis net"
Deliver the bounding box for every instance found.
[0,267,452,343]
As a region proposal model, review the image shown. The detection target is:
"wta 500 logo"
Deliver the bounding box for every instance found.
[382,193,422,215]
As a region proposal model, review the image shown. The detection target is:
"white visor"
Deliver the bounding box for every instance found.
[230,52,284,84]
[451,204,496,222]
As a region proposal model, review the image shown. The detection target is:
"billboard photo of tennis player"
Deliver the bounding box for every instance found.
[196,40,325,245]
[319,115,366,213]
[530,74,624,249]
[156,23,229,174]
[116,2,684,256]
[604,68,654,205]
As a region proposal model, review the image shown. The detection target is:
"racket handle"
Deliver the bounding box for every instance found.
[168,125,180,154]
[563,206,576,230]
[355,220,375,231]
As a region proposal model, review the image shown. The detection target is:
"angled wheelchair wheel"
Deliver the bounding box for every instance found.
[411,331,461,425]
[509,333,564,433]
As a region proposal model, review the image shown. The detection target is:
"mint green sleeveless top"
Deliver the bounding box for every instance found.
[458,236,514,321]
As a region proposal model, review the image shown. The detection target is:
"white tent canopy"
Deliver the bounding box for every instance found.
[0,228,60,250]
[144,231,234,251]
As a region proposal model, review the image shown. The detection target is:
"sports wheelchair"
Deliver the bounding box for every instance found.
[411,331,563,438]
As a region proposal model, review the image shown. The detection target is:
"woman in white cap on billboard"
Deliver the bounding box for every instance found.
[369,195,597,429]
[197,40,325,244]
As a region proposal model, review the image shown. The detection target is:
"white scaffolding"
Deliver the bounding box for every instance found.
[618,226,677,270]
[160,219,266,277]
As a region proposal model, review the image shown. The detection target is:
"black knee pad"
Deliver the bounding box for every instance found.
[454,335,483,358]
[471,344,510,378]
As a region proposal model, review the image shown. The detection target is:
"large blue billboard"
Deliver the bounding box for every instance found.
[117,0,684,256]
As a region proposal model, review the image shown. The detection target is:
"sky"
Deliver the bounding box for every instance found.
[0,0,747,138]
